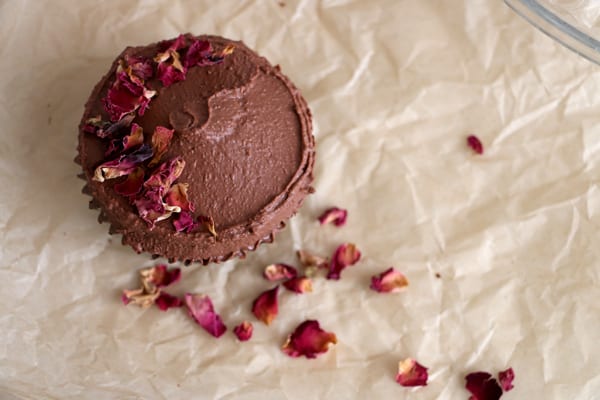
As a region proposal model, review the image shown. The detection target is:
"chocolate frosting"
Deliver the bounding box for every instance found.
[77,35,314,264]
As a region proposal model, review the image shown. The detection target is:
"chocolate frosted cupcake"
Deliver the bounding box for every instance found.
[76,34,314,264]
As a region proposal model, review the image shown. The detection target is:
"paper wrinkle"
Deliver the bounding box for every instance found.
[2,0,600,399]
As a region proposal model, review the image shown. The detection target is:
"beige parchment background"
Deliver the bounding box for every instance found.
[1,0,600,399]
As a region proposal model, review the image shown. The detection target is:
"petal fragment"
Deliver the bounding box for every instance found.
[263,264,298,281]
[370,267,409,293]
[251,286,279,325]
[395,358,429,387]
[184,293,227,338]
[282,320,337,359]
[233,321,253,341]
[318,207,348,227]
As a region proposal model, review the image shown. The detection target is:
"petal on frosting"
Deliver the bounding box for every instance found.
[198,215,217,237]
[155,292,183,311]
[155,35,187,87]
[144,157,185,192]
[157,63,187,87]
[84,114,135,139]
[103,84,141,122]
[327,243,361,280]
[93,144,153,182]
[165,183,194,212]
[183,39,212,68]
[233,321,253,342]
[282,320,337,359]
[498,368,515,392]
[465,372,503,400]
[114,166,145,198]
[149,125,175,166]
[318,207,348,227]
[184,293,227,338]
[263,264,298,281]
[370,267,409,293]
[395,358,429,387]
[251,286,279,325]
[124,55,154,81]
[282,276,313,294]
[173,211,199,233]
[134,188,171,227]
[105,122,144,157]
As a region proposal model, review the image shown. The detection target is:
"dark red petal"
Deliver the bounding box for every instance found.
[327,243,361,280]
[251,286,279,325]
[263,263,298,281]
[184,39,212,68]
[282,276,312,294]
[184,293,227,338]
[114,167,145,198]
[134,187,171,227]
[395,358,429,387]
[125,55,154,80]
[370,267,409,293]
[165,183,194,212]
[318,207,348,227]
[155,292,183,311]
[498,368,514,392]
[93,144,153,182]
[144,157,185,192]
[282,320,337,359]
[467,135,484,155]
[157,62,187,87]
[149,125,175,166]
[103,84,140,122]
[465,372,503,400]
[233,321,253,341]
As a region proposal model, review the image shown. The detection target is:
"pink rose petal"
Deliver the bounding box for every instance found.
[251,286,279,325]
[155,292,183,311]
[184,293,227,338]
[124,55,154,81]
[173,211,199,233]
[233,321,253,341]
[114,166,145,198]
[155,35,187,87]
[165,183,194,212]
[144,157,186,192]
[465,372,503,400]
[282,277,313,294]
[370,267,409,293]
[141,264,181,288]
[395,358,429,387]
[318,207,348,227]
[327,243,361,280]
[93,144,153,182]
[467,135,484,155]
[498,368,515,392]
[282,320,337,359]
[263,263,298,281]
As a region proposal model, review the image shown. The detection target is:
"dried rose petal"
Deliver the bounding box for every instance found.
[251,286,279,325]
[183,39,212,68]
[233,321,253,341]
[296,250,329,275]
[103,71,156,122]
[155,35,187,87]
[395,358,429,387]
[198,215,217,237]
[84,114,135,139]
[318,207,348,227]
[467,135,484,155]
[327,243,361,280]
[282,320,337,359]
[263,263,298,281]
[370,267,409,293]
[114,166,145,198]
[124,55,154,81]
[149,126,174,166]
[140,264,181,289]
[157,63,187,87]
[465,372,503,400]
[93,144,153,182]
[173,211,199,233]
[165,183,194,212]
[155,292,183,311]
[106,122,145,156]
[498,368,514,392]
[134,187,174,227]
[144,157,185,192]
[121,288,160,308]
[184,293,227,338]
[282,276,313,294]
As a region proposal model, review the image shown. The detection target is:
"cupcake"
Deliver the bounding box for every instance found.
[76,34,314,264]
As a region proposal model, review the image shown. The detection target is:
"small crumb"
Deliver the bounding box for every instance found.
[278,1,285,6]
[48,115,52,125]
[435,273,441,279]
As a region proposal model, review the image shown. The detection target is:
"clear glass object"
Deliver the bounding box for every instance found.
[505,0,600,65]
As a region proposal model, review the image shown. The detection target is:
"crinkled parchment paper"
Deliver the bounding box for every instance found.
[1,0,600,399]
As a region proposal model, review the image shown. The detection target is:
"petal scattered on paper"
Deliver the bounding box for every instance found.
[498,368,515,392]
[370,267,409,293]
[141,264,181,289]
[318,207,348,227]
[282,320,337,359]
[465,372,503,400]
[263,263,298,281]
[251,286,279,325]
[395,358,429,387]
[93,144,153,182]
[296,250,329,270]
[282,276,313,294]
[467,135,484,155]
[233,321,253,342]
[121,288,159,308]
[185,293,227,338]
[155,292,183,311]
[327,243,361,280]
